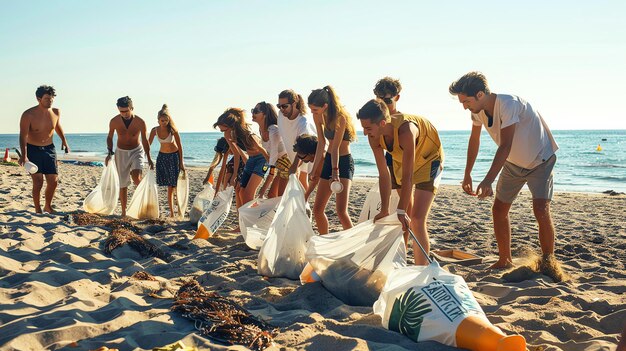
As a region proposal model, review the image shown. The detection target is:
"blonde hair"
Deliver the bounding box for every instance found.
[158,104,178,133]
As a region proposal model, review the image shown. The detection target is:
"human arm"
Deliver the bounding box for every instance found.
[174,131,185,172]
[309,114,326,183]
[396,122,419,230]
[140,119,154,169]
[53,109,70,153]
[18,112,30,166]
[370,136,392,222]
[462,124,482,195]
[105,119,115,166]
[148,127,156,147]
[304,157,324,201]
[328,114,348,182]
[476,123,516,198]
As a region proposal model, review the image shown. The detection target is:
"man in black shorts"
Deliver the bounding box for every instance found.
[18,85,70,213]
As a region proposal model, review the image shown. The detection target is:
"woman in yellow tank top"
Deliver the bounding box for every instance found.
[357,98,444,265]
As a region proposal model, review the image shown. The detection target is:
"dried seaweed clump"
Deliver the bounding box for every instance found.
[131,271,157,281]
[172,280,277,351]
[67,212,140,233]
[104,228,170,261]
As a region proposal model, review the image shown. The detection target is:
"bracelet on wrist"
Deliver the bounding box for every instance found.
[397,209,406,215]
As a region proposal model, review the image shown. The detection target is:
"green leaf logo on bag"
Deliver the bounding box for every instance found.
[388,287,432,342]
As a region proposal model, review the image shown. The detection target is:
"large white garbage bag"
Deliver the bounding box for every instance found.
[358,182,400,223]
[301,214,406,306]
[126,170,159,219]
[83,159,119,215]
[373,262,526,351]
[239,197,281,250]
[189,184,215,224]
[176,170,190,220]
[258,175,315,279]
[194,186,234,239]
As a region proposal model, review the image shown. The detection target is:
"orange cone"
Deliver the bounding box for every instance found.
[193,223,211,240]
[456,315,526,351]
[3,148,10,162]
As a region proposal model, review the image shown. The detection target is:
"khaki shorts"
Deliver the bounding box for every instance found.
[389,159,443,195]
[115,145,144,188]
[496,154,556,203]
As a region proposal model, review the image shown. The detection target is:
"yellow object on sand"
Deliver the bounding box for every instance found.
[152,341,198,351]
[596,144,603,151]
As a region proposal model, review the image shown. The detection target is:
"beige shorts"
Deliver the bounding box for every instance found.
[496,154,556,203]
[115,145,144,188]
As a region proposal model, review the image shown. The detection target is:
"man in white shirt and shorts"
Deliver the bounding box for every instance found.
[449,72,559,270]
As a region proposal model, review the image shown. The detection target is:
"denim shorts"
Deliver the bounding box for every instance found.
[240,153,268,188]
[320,153,354,180]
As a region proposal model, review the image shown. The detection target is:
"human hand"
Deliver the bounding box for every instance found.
[475,179,494,199]
[62,143,70,153]
[462,173,475,195]
[373,210,389,223]
[229,177,236,187]
[104,154,111,166]
[397,210,411,231]
[180,164,185,173]
[331,169,339,182]
[308,173,319,183]
[148,159,155,170]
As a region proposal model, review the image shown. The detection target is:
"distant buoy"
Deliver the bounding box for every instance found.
[596,144,603,151]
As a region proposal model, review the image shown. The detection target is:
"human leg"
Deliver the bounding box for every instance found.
[31,173,44,213]
[410,188,435,265]
[533,199,555,255]
[120,187,128,217]
[313,179,332,234]
[491,198,514,268]
[242,174,264,204]
[167,186,175,217]
[43,174,58,213]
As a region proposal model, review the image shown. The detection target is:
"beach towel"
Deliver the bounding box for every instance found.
[83,158,119,215]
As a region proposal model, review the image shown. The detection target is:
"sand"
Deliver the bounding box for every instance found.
[0,162,624,350]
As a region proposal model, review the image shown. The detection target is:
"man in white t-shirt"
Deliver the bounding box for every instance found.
[277,89,317,194]
[449,72,559,270]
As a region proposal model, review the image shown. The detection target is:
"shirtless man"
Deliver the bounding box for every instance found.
[18,85,70,214]
[104,96,154,217]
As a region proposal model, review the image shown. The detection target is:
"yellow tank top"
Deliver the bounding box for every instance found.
[379,113,444,185]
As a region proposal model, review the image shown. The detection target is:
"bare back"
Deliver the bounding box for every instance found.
[21,106,60,146]
[109,115,146,150]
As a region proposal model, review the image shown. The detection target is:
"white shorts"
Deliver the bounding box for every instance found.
[115,145,144,188]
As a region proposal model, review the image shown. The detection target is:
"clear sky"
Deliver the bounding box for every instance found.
[1,1,625,134]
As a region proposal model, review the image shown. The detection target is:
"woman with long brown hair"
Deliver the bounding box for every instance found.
[307,86,356,234]
[148,104,185,218]
[213,108,269,208]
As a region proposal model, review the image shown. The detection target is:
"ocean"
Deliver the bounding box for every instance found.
[1,130,624,193]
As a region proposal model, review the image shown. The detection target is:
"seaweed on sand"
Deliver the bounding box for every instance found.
[103,228,170,261]
[172,280,277,351]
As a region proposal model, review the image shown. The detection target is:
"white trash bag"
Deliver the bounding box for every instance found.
[358,182,400,223]
[373,262,526,351]
[239,196,281,250]
[258,175,315,279]
[194,186,234,239]
[83,159,120,215]
[189,184,215,224]
[300,214,406,306]
[126,170,159,219]
[176,170,190,220]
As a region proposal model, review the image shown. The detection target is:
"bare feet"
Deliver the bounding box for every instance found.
[489,258,514,270]
[43,206,55,214]
[35,206,42,214]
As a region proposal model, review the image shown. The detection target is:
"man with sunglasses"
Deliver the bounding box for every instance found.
[105,96,154,217]
[449,71,559,269]
[277,89,317,192]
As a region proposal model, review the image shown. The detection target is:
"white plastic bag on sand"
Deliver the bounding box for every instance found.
[195,186,234,239]
[258,175,315,279]
[358,182,400,223]
[126,170,159,219]
[176,170,190,220]
[373,262,526,351]
[83,159,119,215]
[189,184,215,224]
[300,214,406,306]
[239,197,281,250]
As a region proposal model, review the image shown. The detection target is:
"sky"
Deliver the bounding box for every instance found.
[1,1,625,134]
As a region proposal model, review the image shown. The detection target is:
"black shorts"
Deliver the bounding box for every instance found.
[27,143,57,175]
[226,157,244,181]
[321,153,354,180]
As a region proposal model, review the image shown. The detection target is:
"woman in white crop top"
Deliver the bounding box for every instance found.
[252,101,289,198]
[148,104,185,217]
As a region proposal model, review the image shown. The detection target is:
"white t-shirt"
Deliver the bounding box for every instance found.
[261,124,287,166]
[471,94,558,169]
[278,113,316,172]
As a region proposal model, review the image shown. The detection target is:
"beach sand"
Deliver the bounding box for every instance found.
[1,163,624,351]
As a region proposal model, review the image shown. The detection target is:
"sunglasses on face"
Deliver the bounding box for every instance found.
[277,103,290,110]
[251,108,261,115]
[379,96,395,105]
